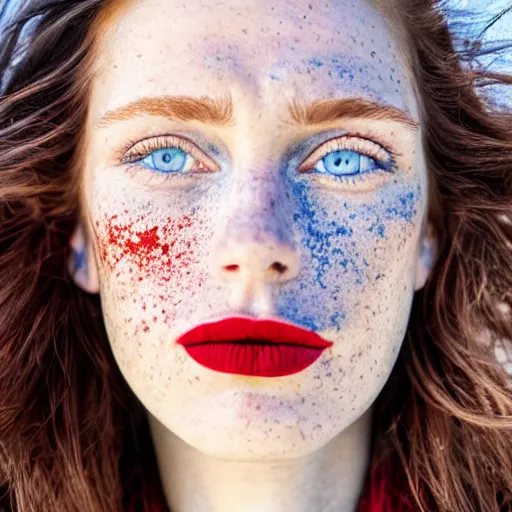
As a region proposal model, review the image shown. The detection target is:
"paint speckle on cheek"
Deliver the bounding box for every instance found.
[292,180,359,289]
[95,214,200,283]
[278,177,422,334]
[366,189,419,239]
[94,207,218,346]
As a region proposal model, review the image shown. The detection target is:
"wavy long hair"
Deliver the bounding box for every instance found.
[0,1,511,511]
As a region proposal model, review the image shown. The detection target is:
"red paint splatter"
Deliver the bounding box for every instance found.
[96,214,201,283]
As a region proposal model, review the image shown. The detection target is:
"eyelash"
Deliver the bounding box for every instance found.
[121,135,219,172]
[119,134,396,186]
[297,135,396,184]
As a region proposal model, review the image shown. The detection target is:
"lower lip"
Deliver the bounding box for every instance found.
[182,342,325,377]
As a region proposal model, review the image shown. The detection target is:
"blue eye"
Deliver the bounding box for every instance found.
[315,150,380,176]
[140,147,189,173]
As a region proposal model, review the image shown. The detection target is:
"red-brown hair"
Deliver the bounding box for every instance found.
[0,1,511,511]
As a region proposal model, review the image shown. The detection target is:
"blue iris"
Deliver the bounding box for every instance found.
[140,148,188,173]
[318,150,380,176]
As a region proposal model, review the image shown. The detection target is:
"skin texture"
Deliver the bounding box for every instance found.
[74,0,435,509]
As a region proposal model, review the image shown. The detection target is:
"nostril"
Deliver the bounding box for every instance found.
[270,261,287,274]
[224,264,240,272]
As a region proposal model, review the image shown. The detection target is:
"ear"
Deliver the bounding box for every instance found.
[414,223,437,291]
[68,219,100,294]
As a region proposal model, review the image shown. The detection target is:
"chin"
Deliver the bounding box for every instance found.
[150,389,360,461]
[176,420,335,461]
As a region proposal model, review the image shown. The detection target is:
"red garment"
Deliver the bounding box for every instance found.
[358,463,417,512]
[129,463,418,512]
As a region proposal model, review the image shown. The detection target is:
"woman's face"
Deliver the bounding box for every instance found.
[79,0,432,458]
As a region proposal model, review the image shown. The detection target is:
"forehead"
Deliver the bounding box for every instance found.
[90,0,417,120]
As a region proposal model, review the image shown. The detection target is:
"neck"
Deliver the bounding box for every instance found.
[149,409,373,512]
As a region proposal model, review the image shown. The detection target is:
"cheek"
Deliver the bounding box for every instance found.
[93,210,211,338]
[278,179,422,333]
[96,214,199,280]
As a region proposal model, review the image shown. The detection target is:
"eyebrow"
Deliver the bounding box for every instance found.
[289,98,419,129]
[95,95,419,130]
[95,96,234,128]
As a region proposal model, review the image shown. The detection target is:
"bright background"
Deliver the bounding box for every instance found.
[447,0,511,107]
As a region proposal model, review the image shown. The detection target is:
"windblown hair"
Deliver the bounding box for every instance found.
[0,1,511,511]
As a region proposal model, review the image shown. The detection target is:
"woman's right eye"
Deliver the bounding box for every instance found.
[122,135,219,174]
[139,147,194,173]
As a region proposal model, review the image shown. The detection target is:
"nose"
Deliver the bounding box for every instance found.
[213,176,300,286]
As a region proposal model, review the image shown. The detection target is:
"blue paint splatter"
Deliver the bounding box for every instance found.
[278,172,420,336]
[72,247,86,273]
[304,57,324,68]
[276,298,320,332]
[422,241,435,270]
[329,311,346,332]
[292,180,354,288]
[384,191,417,222]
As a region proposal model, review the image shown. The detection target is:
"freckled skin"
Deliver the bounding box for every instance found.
[81,0,432,510]
[87,0,426,455]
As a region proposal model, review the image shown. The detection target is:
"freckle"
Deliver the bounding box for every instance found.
[143,326,150,333]
[152,316,157,323]
[142,303,146,311]
[371,51,376,58]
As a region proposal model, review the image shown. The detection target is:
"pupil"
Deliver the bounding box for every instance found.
[162,152,172,163]
[334,157,342,167]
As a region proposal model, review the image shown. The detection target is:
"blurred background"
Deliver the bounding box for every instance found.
[447,0,511,107]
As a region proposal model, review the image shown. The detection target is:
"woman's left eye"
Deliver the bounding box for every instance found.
[298,136,393,181]
[314,150,380,176]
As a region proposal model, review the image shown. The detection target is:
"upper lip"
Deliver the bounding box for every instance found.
[176,316,333,349]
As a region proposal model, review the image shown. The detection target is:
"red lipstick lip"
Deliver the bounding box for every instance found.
[176,317,333,377]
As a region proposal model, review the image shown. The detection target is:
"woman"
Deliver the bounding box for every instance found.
[0,0,511,510]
